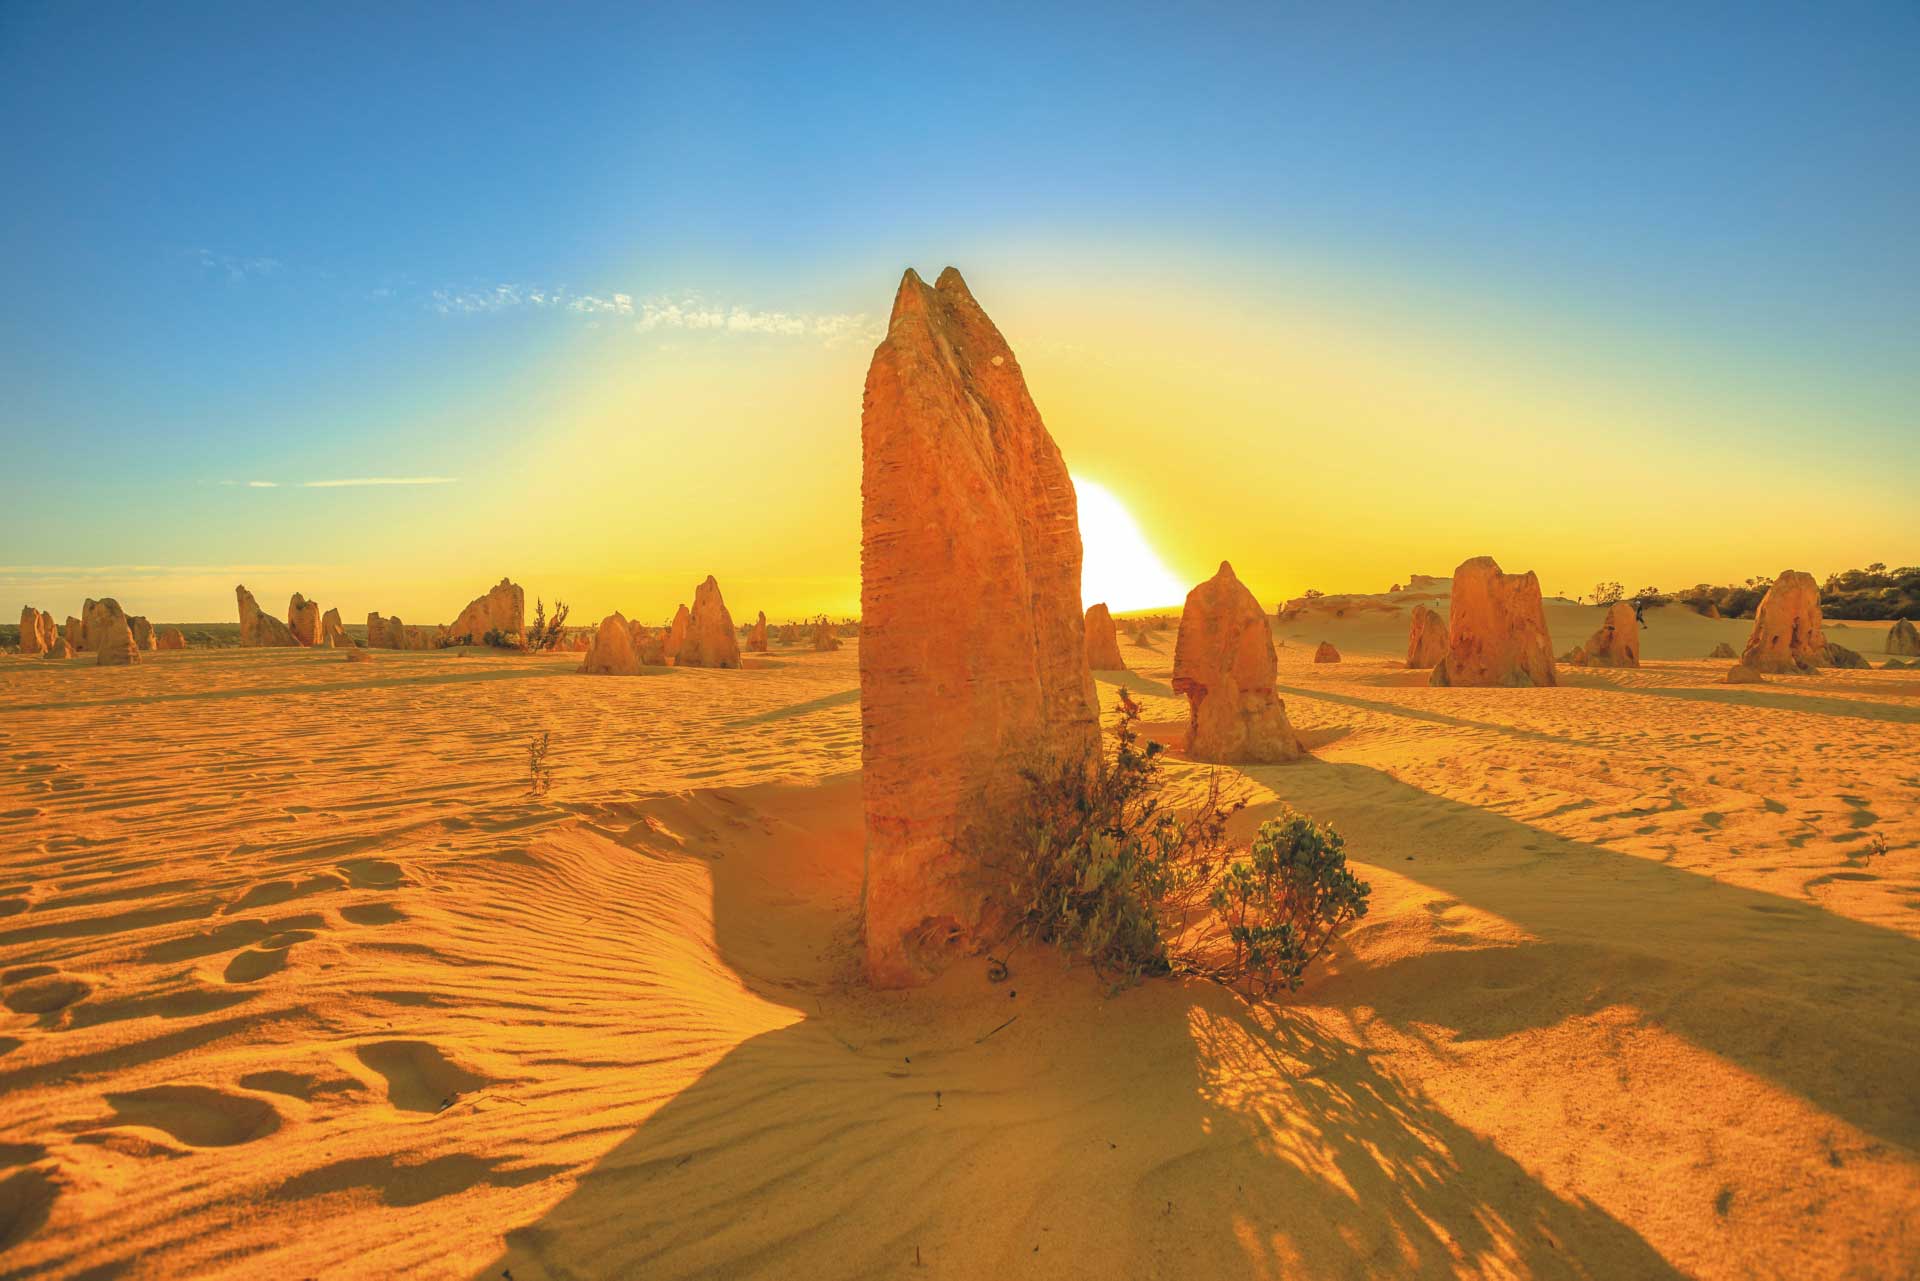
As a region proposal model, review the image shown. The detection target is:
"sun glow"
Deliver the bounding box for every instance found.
[1073,475,1189,614]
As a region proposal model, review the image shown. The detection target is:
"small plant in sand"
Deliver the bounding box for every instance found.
[526,730,554,797]
[980,694,1370,998]
[1593,581,1626,606]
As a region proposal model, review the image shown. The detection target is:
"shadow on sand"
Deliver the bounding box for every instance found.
[479,771,1701,1279]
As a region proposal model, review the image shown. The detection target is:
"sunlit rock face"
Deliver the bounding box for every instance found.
[664,605,690,662]
[1428,557,1557,688]
[156,627,187,651]
[81,598,127,653]
[859,266,1099,989]
[1889,619,1920,656]
[18,607,53,655]
[95,618,139,666]
[288,593,320,646]
[1084,603,1126,671]
[450,578,525,645]
[580,612,643,676]
[1406,603,1447,669]
[237,586,297,647]
[677,576,741,669]
[319,608,349,649]
[1740,570,1829,674]
[1574,602,1640,668]
[748,611,769,653]
[128,616,155,651]
[1172,561,1303,763]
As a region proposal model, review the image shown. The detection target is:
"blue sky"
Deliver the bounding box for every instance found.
[2,2,1915,621]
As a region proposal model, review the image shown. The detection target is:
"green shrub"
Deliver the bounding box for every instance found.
[979,695,1370,998]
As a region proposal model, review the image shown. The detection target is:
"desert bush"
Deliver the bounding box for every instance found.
[979,695,1370,997]
[526,731,554,797]
[524,598,571,651]
[1593,581,1625,606]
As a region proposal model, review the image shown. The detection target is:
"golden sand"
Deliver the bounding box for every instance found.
[3,606,1915,1277]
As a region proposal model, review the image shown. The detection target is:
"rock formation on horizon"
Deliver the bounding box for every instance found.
[1710,642,1737,659]
[319,608,348,649]
[748,611,769,653]
[1314,641,1341,663]
[676,576,742,668]
[1406,603,1447,669]
[81,598,128,653]
[237,585,298,647]
[95,618,139,666]
[128,616,155,651]
[580,612,644,676]
[1574,602,1640,668]
[1083,603,1126,670]
[157,627,187,651]
[450,577,524,645]
[287,593,321,646]
[63,616,82,650]
[1739,571,1829,674]
[1173,561,1304,763]
[1428,557,1557,688]
[18,607,53,656]
[859,266,1099,988]
[813,617,842,652]
[44,637,75,659]
[1887,619,1920,656]
[664,605,690,663]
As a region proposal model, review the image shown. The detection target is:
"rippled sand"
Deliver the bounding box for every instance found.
[3,616,1915,1278]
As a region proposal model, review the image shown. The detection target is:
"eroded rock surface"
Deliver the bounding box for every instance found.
[859,266,1099,987]
[450,578,524,645]
[1084,603,1126,670]
[1886,619,1919,656]
[288,594,321,646]
[238,586,297,647]
[677,576,741,669]
[1574,602,1640,668]
[1739,571,1828,674]
[580,612,643,676]
[1428,557,1557,688]
[1172,561,1303,763]
[1406,603,1447,669]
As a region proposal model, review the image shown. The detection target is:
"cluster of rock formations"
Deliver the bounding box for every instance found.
[1083,603,1126,670]
[859,267,1099,987]
[1565,602,1640,668]
[365,614,445,650]
[17,607,56,656]
[1173,562,1304,763]
[1428,557,1557,687]
[576,578,750,676]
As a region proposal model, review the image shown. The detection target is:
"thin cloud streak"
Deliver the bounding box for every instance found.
[299,477,458,488]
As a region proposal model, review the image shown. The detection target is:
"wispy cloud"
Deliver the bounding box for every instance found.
[298,477,458,488]
[189,248,283,281]
[219,477,458,489]
[428,283,877,344]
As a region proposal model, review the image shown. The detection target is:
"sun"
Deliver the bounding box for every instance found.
[1073,475,1189,613]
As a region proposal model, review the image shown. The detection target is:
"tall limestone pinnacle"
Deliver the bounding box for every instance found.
[859,266,1099,988]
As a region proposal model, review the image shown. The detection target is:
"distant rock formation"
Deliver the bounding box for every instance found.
[1407,574,1447,592]
[366,613,394,648]
[450,578,524,645]
[1313,641,1341,663]
[95,618,139,666]
[18,607,53,655]
[237,585,298,647]
[664,605,690,662]
[1739,571,1828,674]
[157,627,187,651]
[128,616,155,651]
[1887,619,1920,656]
[748,611,769,653]
[43,637,75,659]
[1084,603,1126,670]
[813,617,842,652]
[287,593,321,646]
[64,616,82,650]
[1824,642,1868,669]
[579,612,644,676]
[677,576,741,668]
[366,613,442,650]
[1406,604,1447,669]
[1573,602,1640,668]
[1709,642,1737,659]
[1173,561,1304,763]
[1428,557,1557,688]
[319,608,348,649]
[859,266,1099,988]
[81,598,128,653]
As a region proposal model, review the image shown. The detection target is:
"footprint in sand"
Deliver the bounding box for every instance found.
[338,859,408,890]
[3,971,91,1016]
[222,928,320,983]
[340,902,407,926]
[224,872,349,914]
[100,1085,281,1147]
[355,1040,493,1113]
[239,1069,365,1102]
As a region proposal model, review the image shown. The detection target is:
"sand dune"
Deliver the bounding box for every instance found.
[3,631,1916,1277]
